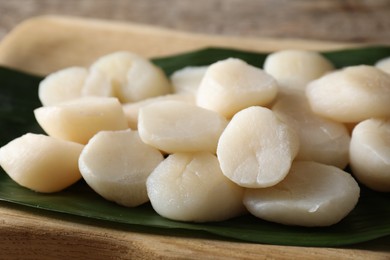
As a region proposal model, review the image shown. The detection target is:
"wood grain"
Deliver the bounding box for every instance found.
[0,0,389,44]
[1,201,389,260]
[0,15,359,76]
[0,15,389,259]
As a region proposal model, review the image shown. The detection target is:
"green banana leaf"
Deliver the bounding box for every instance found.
[1,46,390,247]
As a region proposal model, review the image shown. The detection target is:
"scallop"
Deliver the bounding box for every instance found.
[79,129,164,207]
[170,66,208,95]
[89,51,172,102]
[196,58,278,118]
[375,56,390,74]
[146,152,245,222]
[34,97,128,144]
[272,92,350,169]
[349,118,390,192]
[217,106,299,188]
[138,100,228,153]
[122,94,194,129]
[244,161,360,227]
[38,67,87,106]
[306,65,390,122]
[263,49,334,92]
[0,133,83,193]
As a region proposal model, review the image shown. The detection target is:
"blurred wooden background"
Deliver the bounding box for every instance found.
[1,0,389,44]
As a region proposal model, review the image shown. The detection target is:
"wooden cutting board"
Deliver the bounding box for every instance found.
[0,15,361,76]
[0,15,389,259]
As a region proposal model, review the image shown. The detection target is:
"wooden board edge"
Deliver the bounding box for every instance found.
[1,201,389,259]
[0,15,362,75]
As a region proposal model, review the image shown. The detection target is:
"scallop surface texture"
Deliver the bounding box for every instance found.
[123,94,194,129]
[38,67,87,106]
[272,92,350,169]
[375,56,390,74]
[81,69,114,97]
[217,106,299,188]
[138,100,228,153]
[349,118,390,192]
[196,58,278,118]
[263,49,334,92]
[0,133,83,193]
[244,161,360,227]
[170,66,208,95]
[79,129,164,207]
[306,65,390,122]
[146,152,245,222]
[89,51,172,102]
[34,97,128,144]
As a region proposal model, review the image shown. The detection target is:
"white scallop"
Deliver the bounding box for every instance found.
[79,129,163,207]
[217,106,299,188]
[244,161,360,227]
[38,67,87,106]
[89,51,172,102]
[263,49,334,92]
[0,133,83,193]
[272,92,350,169]
[306,65,390,122]
[350,118,390,192]
[138,100,228,153]
[170,66,208,95]
[196,58,278,118]
[122,94,194,129]
[375,56,390,74]
[34,97,128,144]
[146,152,245,222]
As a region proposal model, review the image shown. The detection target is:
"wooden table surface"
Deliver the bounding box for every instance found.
[0,0,390,44]
[0,1,389,259]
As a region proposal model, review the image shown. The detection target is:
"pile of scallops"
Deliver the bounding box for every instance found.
[1,50,390,227]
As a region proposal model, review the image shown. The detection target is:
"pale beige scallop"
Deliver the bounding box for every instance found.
[272,92,350,169]
[79,129,164,207]
[81,69,114,97]
[88,51,139,98]
[349,118,390,192]
[122,94,195,129]
[0,133,83,193]
[146,152,245,222]
[138,100,228,153]
[170,66,208,95]
[196,58,278,118]
[34,97,128,144]
[306,65,390,123]
[38,67,88,106]
[263,49,334,92]
[375,56,390,74]
[217,106,299,188]
[89,51,172,103]
[244,161,360,227]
